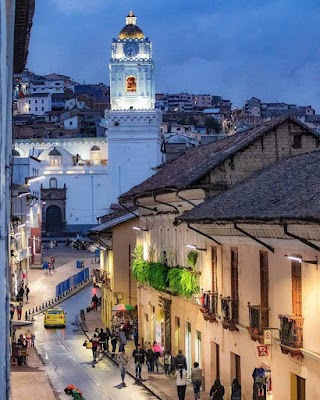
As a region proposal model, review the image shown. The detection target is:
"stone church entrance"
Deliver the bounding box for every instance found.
[46,205,63,234]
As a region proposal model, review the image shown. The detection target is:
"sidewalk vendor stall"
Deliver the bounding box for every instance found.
[111,304,136,336]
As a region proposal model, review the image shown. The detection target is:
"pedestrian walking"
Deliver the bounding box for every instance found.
[132,326,139,347]
[98,328,107,351]
[146,344,155,373]
[91,294,98,311]
[50,255,55,270]
[118,328,127,352]
[43,260,49,274]
[191,362,202,400]
[164,351,172,376]
[176,363,188,400]
[117,349,129,383]
[132,343,145,380]
[31,333,35,347]
[18,285,24,302]
[230,378,241,400]
[111,331,118,357]
[48,261,52,274]
[210,379,225,400]
[105,326,111,350]
[25,285,30,302]
[174,349,187,371]
[90,334,99,361]
[153,341,162,373]
[16,301,23,320]
[25,329,32,347]
[10,303,15,319]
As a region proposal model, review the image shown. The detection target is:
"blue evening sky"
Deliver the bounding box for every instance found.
[28,0,320,109]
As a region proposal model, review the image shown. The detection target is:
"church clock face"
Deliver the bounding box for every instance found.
[124,42,139,57]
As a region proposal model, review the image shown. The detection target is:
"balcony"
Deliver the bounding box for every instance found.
[220,296,239,331]
[247,303,270,343]
[101,271,111,289]
[278,314,304,359]
[199,291,218,323]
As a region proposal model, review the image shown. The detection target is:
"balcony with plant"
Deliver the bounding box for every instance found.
[199,290,218,323]
[131,245,200,298]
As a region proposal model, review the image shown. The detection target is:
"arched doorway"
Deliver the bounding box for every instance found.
[46,205,62,234]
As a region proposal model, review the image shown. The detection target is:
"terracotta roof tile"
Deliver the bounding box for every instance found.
[179,150,320,224]
[120,115,317,200]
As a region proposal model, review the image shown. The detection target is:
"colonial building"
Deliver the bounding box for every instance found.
[14,11,162,236]
[119,115,320,399]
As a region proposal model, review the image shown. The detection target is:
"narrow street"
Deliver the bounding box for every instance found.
[33,285,157,399]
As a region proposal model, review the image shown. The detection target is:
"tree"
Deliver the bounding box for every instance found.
[204,117,221,134]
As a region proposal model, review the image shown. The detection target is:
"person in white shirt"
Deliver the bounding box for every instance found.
[176,363,188,400]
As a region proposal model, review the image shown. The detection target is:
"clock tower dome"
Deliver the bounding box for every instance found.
[106,11,162,204]
[110,11,155,110]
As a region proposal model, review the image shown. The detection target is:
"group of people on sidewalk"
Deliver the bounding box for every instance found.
[42,256,55,274]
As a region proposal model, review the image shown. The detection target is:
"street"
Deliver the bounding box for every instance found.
[33,285,157,400]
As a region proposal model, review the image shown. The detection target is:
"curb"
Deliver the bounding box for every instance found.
[24,279,93,321]
[78,318,171,400]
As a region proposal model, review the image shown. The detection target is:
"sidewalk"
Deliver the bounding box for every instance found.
[82,309,210,400]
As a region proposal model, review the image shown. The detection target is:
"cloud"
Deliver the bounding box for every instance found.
[49,0,106,15]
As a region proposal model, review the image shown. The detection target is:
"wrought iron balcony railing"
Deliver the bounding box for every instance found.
[199,290,218,322]
[278,314,304,358]
[220,296,239,331]
[247,303,270,342]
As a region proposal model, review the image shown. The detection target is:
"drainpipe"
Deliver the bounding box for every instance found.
[153,194,179,214]
[187,223,221,246]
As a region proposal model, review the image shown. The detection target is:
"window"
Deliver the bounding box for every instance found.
[293,135,302,149]
[211,247,218,293]
[49,177,57,189]
[126,76,137,92]
[28,100,31,104]
[28,107,31,112]
[260,251,269,327]
[42,100,44,104]
[41,107,44,111]
[231,248,239,321]
[292,259,302,315]
[35,107,38,111]
[35,100,38,104]
[69,121,73,126]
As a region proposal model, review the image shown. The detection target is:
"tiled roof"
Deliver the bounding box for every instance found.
[178,150,320,224]
[89,208,138,233]
[120,115,317,200]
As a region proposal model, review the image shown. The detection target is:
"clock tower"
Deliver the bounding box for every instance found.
[109,11,155,110]
[106,11,162,204]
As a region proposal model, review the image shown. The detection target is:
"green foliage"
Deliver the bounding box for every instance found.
[148,262,168,291]
[204,117,221,133]
[131,245,200,298]
[168,267,200,298]
[186,250,199,269]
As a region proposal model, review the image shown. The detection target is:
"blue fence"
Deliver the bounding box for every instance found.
[55,267,90,297]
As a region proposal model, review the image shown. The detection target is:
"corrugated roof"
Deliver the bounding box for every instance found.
[89,211,137,233]
[178,150,320,224]
[120,115,317,200]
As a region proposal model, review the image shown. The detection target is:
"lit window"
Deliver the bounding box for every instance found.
[126,76,137,92]
[49,177,57,188]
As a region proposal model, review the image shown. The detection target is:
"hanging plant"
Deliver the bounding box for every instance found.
[168,267,200,298]
[148,262,168,291]
[187,250,199,269]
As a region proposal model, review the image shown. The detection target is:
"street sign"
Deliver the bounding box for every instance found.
[258,345,268,357]
[264,329,272,345]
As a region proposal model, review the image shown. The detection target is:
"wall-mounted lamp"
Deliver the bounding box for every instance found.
[133,226,148,232]
[186,244,206,252]
[285,255,318,265]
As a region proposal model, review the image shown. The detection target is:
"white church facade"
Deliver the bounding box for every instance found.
[14,11,162,236]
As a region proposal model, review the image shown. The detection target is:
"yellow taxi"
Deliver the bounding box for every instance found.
[44,307,66,328]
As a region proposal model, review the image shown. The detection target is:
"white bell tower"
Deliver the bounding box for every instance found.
[106,11,162,203]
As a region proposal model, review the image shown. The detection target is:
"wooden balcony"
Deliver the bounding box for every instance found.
[199,291,218,323]
[247,303,270,343]
[220,296,239,331]
[278,314,304,359]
